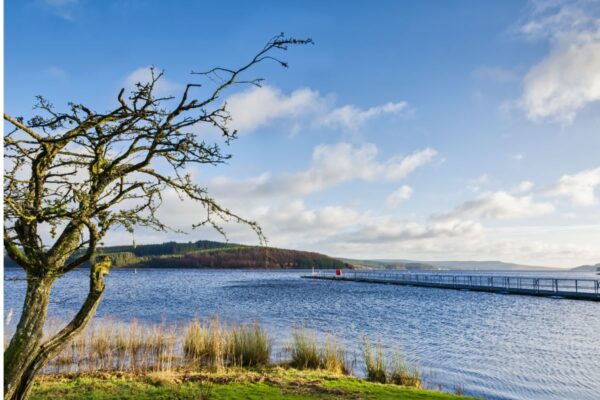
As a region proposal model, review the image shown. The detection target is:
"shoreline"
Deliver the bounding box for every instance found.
[31,367,477,400]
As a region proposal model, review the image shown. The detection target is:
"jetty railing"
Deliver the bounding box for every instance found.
[305,270,600,301]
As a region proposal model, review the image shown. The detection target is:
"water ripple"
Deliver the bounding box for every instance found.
[4,268,600,400]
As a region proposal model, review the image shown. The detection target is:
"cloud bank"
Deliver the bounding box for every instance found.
[521,1,600,122]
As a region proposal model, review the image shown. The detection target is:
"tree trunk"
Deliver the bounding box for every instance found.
[4,275,54,400]
[4,259,111,400]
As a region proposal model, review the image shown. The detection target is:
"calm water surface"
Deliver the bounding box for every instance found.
[4,268,600,400]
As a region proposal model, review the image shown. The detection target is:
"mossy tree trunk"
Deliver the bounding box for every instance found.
[4,276,54,399]
[4,260,110,400]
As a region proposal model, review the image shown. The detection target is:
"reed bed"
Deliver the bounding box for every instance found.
[227,323,271,367]
[44,320,171,373]
[362,338,387,383]
[322,336,351,375]
[36,318,419,388]
[389,351,421,387]
[289,328,320,369]
[288,328,351,375]
[182,318,270,369]
[362,338,421,387]
[43,318,270,374]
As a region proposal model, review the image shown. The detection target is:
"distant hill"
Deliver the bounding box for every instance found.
[338,258,439,271]
[420,260,555,271]
[4,240,350,270]
[7,241,573,271]
[571,263,600,272]
[98,240,353,269]
[342,259,556,271]
[137,246,349,269]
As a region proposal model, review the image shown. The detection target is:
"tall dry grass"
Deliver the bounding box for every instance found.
[183,318,209,362]
[227,323,271,367]
[182,317,226,370]
[35,317,416,387]
[321,336,350,375]
[40,319,179,373]
[389,351,421,387]
[289,328,320,369]
[42,317,273,373]
[288,328,351,374]
[362,338,421,387]
[362,338,387,383]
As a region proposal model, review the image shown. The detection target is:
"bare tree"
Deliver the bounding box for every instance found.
[3,34,312,400]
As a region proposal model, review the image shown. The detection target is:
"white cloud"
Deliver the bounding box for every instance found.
[444,191,555,220]
[523,38,600,122]
[177,143,436,247]
[116,79,409,136]
[225,85,321,133]
[253,200,363,235]
[520,1,594,40]
[301,143,435,186]
[341,217,483,244]
[96,167,600,268]
[468,174,491,192]
[112,187,600,267]
[547,166,600,206]
[223,85,409,134]
[521,1,600,122]
[125,66,183,97]
[45,66,68,81]
[130,181,367,245]
[211,143,437,198]
[144,185,485,255]
[316,101,408,130]
[320,222,600,268]
[38,0,79,20]
[512,180,534,193]
[386,185,413,209]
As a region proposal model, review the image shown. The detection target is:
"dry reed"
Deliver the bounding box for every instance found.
[362,339,421,387]
[289,328,320,369]
[33,317,415,385]
[321,336,350,375]
[362,337,387,383]
[389,351,421,388]
[226,323,271,367]
[288,329,350,374]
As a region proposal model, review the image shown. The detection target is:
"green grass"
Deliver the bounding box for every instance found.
[31,368,478,400]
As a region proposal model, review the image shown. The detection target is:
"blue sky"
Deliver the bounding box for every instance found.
[5,0,600,267]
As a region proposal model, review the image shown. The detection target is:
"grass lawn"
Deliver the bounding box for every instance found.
[31,368,478,400]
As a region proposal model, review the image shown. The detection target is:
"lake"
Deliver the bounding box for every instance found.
[4,268,600,400]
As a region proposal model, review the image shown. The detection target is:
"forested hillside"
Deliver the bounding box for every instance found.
[136,246,347,269]
[4,240,350,270]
